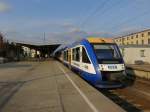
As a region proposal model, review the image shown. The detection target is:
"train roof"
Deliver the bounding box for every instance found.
[87,37,114,44]
[53,37,114,54]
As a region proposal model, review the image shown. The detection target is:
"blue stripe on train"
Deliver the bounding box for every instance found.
[70,64,101,85]
[69,64,123,88]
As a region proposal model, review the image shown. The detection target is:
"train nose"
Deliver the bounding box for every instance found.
[101,71,124,81]
[95,71,132,89]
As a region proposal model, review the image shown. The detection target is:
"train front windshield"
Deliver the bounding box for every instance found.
[92,44,122,62]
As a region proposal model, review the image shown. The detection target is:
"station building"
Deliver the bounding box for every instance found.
[119,45,150,64]
[22,46,40,58]
[114,29,150,64]
[114,29,150,45]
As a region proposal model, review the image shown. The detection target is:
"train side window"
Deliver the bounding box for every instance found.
[72,47,80,62]
[64,51,68,61]
[82,47,90,63]
[66,50,68,61]
[72,49,76,60]
[63,51,66,60]
[76,47,80,61]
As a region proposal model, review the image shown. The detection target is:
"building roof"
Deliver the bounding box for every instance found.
[114,29,150,39]
[119,44,150,48]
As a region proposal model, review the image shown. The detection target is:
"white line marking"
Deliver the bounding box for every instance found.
[58,63,99,112]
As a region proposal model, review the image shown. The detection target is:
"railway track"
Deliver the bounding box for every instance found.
[100,78,150,112]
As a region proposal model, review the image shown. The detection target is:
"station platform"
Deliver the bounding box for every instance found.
[126,64,150,79]
[0,60,125,112]
[127,64,150,72]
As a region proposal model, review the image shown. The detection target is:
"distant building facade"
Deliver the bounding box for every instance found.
[120,45,150,64]
[114,29,150,45]
[22,46,40,58]
[114,29,150,64]
[22,46,31,57]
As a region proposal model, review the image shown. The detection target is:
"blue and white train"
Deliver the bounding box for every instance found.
[54,37,131,89]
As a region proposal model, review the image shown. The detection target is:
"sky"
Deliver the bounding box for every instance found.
[0,0,150,44]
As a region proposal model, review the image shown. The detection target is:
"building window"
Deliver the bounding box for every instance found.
[142,40,144,45]
[148,32,150,36]
[136,40,138,45]
[82,47,90,63]
[131,36,133,39]
[140,50,145,57]
[127,37,129,40]
[141,33,144,37]
[136,35,138,38]
[148,38,150,44]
